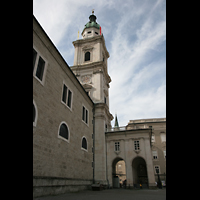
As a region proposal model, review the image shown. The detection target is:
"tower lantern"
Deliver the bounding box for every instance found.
[82,11,101,38]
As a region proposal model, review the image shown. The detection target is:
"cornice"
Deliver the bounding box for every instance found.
[105,128,151,137]
[70,61,111,84]
[73,35,102,46]
[106,135,150,141]
[71,61,102,70]
[72,35,109,58]
[94,103,114,121]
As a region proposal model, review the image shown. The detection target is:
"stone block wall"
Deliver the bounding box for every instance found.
[33,16,94,197]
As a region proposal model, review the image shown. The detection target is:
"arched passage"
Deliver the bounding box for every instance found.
[112,157,126,188]
[132,157,148,188]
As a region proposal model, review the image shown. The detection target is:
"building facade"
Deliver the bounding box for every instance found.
[33,16,94,197]
[127,118,166,183]
[106,118,166,189]
[33,12,166,197]
[106,125,156,188]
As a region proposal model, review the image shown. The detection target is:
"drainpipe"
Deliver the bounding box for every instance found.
[92,104,95,184]
[105,133,109,188]
[149,126,152,147]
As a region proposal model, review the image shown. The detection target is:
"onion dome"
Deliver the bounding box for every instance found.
[82,11,101,36]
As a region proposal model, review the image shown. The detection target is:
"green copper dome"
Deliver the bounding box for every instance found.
[84,21,100,29]
[82,13,100,34]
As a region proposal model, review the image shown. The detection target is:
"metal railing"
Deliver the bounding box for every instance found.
[106,126,126,132]
[106,125,150,132]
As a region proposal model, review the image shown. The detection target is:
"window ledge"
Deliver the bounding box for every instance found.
[61,101,72,112]
[58,135,70,143]
[134,150,141,154]
[114,150,121,155]
[81,147,88,152]
[82,119,89,127]
[33,75,45,86]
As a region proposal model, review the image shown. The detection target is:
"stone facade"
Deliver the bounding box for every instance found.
[105,118,166,188]
[71,35,110,106]
[128,118,166,183]
[33,16,93,197]
[106,127,156,189]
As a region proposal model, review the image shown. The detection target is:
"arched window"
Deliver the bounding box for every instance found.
[85,52,90,61]
[33,104,36,122]
[82,137,87,150]
[33,100,38,127]
[58,122,69,141]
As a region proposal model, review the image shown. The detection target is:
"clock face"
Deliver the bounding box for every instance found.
[82,75,91,84]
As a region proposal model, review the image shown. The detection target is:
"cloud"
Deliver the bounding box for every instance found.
[108,0,166,126]
[33,0,166,127]
[111,80,166,127]
[33,0,119,66]
[33,0,70,45]
[33,0,116,45]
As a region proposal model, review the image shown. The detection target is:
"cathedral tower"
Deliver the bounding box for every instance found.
[71,11,113,185]
[72,11,111,106]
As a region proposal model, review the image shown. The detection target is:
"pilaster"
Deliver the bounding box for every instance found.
[144,137,157,188]
[93,103,113,185]
[124,139,133,186]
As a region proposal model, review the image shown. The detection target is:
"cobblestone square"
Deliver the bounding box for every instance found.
[34,188,166,200]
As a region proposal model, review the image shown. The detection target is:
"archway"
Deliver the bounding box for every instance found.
[132,157,148,188]
[112,157,126,188]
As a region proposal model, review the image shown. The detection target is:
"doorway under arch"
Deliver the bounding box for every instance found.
[112,157,126,188]
[132,157,148,188]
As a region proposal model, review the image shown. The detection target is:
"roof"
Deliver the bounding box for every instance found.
[114,114,119,127]
[82,13,100,34]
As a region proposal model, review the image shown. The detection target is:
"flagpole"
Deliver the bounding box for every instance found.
[77,30,80,39]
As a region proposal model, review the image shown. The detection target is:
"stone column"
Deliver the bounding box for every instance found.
[94,104,107,185]
[144,137,156,188]
[124,139,133,187]
[106,140,112,187]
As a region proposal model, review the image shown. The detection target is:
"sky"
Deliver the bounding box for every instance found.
[33,0,166,127]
